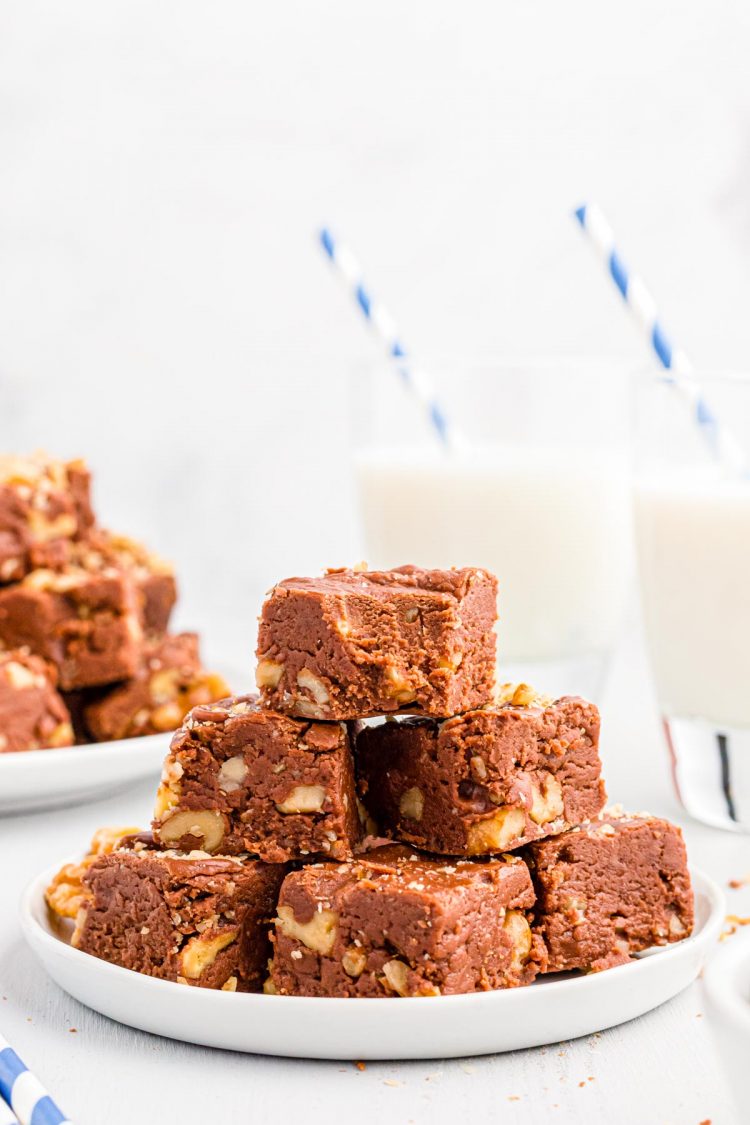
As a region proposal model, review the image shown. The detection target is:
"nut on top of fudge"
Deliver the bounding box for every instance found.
[270,844,546,998]
[256,565,498,720]
[152,693,360,863]
[356,683,604,856]
[525,809,694,973]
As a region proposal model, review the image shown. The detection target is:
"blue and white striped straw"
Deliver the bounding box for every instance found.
[574,202,745,473]
[0,1036,74,1125]
[318,228,456,449]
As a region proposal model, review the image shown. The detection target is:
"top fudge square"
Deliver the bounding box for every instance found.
[256,566,498,720]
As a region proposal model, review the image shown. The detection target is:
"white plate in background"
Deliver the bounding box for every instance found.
[0,733,171,814]
[21,865,724,1060]
[0,664,243,814]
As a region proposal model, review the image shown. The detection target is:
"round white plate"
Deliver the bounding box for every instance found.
[21,864,723,1060]
[0,663,242,814]
[0,733,172,814]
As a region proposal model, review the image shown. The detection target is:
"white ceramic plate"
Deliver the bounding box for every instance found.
[0,733,172,814]
[21,864,724,1060]
[0,664,242,814]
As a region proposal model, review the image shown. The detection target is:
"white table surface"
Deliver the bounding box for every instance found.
[1,625,747,1125]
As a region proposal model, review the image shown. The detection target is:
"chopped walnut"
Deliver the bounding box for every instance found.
[275,904,338,955]
[496,683,553,708]
[255,659,283,689]
[399,786,424,822]
[529,772,564,825]
[158,809,226,852]
[466,806,526,854]
[217,755,248,794]
[275,785,328,814]
[180,930,237,979]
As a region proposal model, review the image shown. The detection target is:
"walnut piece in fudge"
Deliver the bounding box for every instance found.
[57,839,285,992]
[0,453,95,583]
[271,844,545,997]
[0,565,142,690]
[0,648,73,752]
[256,565,498,720]
[525,811,694,973]
[84,633,230,742]
[356,687,605,856]
[152,694,361,863]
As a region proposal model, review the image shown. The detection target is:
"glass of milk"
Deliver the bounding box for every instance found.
[352,359,634,700]
[635,372,750,831]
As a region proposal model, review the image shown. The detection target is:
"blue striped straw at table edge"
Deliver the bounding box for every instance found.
[574,201,746,474]
[0,1036,74,1125]
[318,228,458,449]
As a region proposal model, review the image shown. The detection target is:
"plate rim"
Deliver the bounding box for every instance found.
[0,729,170,772]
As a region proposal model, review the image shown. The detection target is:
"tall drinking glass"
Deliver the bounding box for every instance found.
[352,359,633,701]
[635,372,750,831]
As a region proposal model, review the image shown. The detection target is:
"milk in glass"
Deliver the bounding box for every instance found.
[634,372,750,831]
[637,472,750,728]
[356,445,632,698]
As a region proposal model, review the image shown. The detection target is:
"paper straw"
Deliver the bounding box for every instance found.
[318,228,455,448]
[574,202,745,473]
[0,1036,74,1125]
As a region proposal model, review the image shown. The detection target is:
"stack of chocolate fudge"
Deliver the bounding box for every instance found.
[46,566,694,997]
[0,453,228,752]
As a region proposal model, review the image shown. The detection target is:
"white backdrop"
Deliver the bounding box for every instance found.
[2,0,750,665]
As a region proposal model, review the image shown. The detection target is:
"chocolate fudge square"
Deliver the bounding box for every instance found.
[61,839,285,992]
[525,811,694,973]
[256,566,498,720]
[72,530,177,636]
[0,453,95,583]
[356,687,604,856]
[271,844,545,997]
[0,566,142,690]
[152,694,360,863]
[0,648,73,752]
[84,633,230,742]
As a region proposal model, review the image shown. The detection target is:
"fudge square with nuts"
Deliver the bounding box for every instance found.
[84,633,230,742]
[356,688,604,856]
[66,530,177,637]
[256,565,498,721]
[525,811,694,973]
[0,453,95,583]
[0,566,142,690]
[0,648,73,752]
[55,837,285,992]
[152,694,361,863]
[270,844,546,997]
